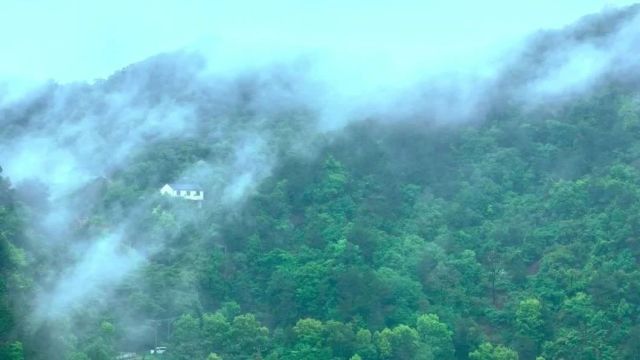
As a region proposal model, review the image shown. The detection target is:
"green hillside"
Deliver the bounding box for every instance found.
[2,5,640,360]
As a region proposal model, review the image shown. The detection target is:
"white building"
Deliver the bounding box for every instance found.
[160,183,204,201]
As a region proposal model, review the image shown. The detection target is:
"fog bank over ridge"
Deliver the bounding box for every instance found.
[0,1,639,328]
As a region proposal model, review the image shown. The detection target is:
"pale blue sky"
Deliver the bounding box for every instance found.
[0,0,636,82]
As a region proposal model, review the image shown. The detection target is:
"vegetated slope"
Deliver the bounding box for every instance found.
[205,83,640,360]
[28,82,640,360]
[0,172,27,360]
[69,80,640,360]
[2,5,640,360]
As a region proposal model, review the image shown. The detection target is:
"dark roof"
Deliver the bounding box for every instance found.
[170,183,203,191]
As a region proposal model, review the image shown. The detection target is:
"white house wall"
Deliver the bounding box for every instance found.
[160,184,204,201]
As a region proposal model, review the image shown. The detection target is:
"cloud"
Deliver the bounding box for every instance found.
[505,5,640,104]
[0,0,639,345]
[0,52,320,323]
[33,232,145,322]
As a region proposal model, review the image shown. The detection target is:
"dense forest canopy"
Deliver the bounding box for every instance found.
[1,3,640,360]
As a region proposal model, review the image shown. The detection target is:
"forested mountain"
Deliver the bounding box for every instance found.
[1,4,640,360]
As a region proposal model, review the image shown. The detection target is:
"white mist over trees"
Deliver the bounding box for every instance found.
[0,2,639,360]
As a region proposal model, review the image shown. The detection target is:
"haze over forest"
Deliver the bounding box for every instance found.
[2,1,640,359]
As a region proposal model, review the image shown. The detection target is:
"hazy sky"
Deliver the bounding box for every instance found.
[0,0,636,83]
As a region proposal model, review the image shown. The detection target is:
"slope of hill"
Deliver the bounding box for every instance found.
[1,4,640,360]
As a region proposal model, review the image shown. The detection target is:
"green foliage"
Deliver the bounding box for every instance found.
[516,299,544,338]
[0,177,29,358]
[228,313,270,357]
[7,80,640,360]
[2,341,24,360]
[469,343,519,360]
[417,314,455,359]
[171,314,204,360]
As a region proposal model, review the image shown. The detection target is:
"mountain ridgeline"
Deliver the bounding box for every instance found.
[1,5,640,360]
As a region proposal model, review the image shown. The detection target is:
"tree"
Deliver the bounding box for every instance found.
[171,314,204,360]
[516,299,544,334]
[202,312,230,355]
[416,314,455,359]
[323,320,356,358]
[469,343,518,360]
[375,325,426,360]
[515,298,545,357]
[289,318,331,359]
[354,329,377,360]
[4,341,24,360]
[228,314,269,358]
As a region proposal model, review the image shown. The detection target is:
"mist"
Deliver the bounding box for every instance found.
[1,1,640,358]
